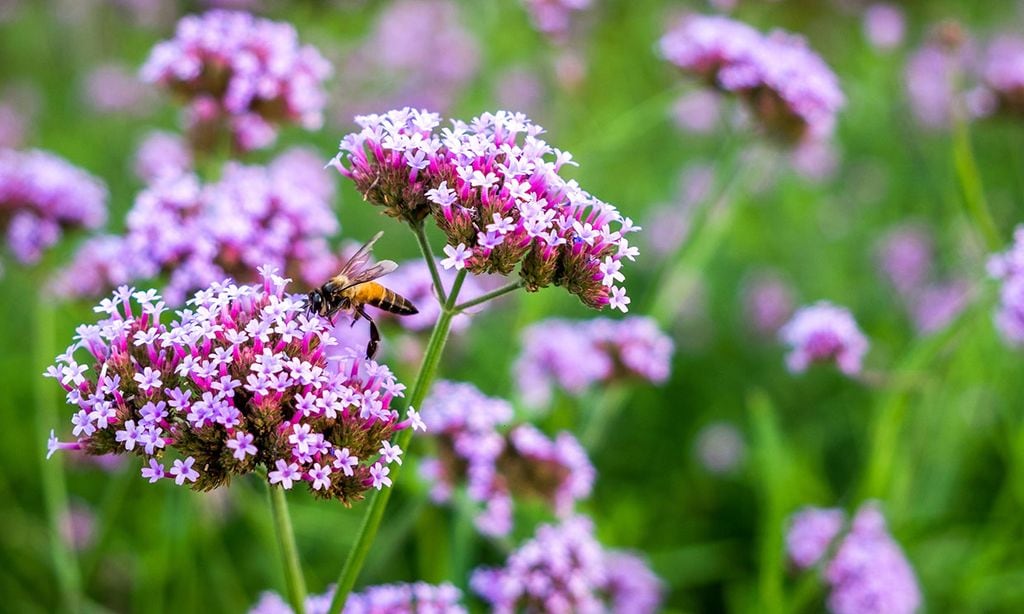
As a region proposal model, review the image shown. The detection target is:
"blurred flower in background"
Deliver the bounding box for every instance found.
[250,581,466,614]
[515,317,674,409]
[82,62,153,116]
[132,130,193,184]
[52,148,337,304]
[780,302,869,376]
[904,22,975,130]
[520,0,592,42]
[742,270,796,337]
[862,3,905,51]
[471,515,662,613]
[694,421,746,474]
[786,506,845,569]
[141,10,331,153]
[419,380,594,536]
[0,148,107,268]
[59,501,96,553]
[988,225,1024,345]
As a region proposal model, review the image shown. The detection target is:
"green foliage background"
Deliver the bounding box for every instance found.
[2,0,1024,612]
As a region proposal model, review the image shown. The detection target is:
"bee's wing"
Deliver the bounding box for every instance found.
[337,231,385,279]
[339,260,399,291]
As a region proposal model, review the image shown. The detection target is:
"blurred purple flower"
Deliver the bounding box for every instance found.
[83,62,153,115]
[910,280,971,334]
[863,4,905,51]
[904,25,975,130]
[46,267,416,503]
[671,89,722,134]
[521,0,592,40]
[660,14,845,143]
[334,0,478,120]
[59,502,97,552]
[876,224,933,297]
[494,66,545,119]
[133,130,193,184]
[141,10,331,153]
[786,506,845,569]
[0,149,107,266]
[694,421,746,474]
[743,270,795,337]
[988,225,1024,345]
[250,581,466,613]
[977,34,1024,117]
[825,503,922,614]
[471,516,662,614]
[0,85,37,148]
[791,139,840,183]
[780,302,868,376]
[515,317,674,408]
[330,108,639,311]
[419,381,593,537]
[52,148,337,304]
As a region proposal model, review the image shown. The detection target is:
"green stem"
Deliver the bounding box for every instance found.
[267,484,307,614]
[454,280,524,312]
[35,295,84,613]
[952,111,1002,251]
[413,223,447,304]
[579,384,631,450]
[328,269,467,614]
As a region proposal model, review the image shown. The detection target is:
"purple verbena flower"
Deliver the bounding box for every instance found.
[904,24,976,130]
[786,506,846,569]
[250,581,467,614]
[779,302,869,376]
[0,148,107,266]
[419,381,593,537]
[45,267,416,504]
[141,10,332,153]
[660,14,844,143]
[329,108,639,311]
[51,148,337,304]
[471,516,662,614]
[515,317,674,408]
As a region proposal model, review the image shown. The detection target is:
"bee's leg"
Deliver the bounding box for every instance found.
[357,307,381,359]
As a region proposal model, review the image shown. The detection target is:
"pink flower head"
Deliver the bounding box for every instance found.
[141,10,332,153]
[330,108,639,311]
[419,381,593,537]
[515,317,674,408]
[904,24,976,130]
[978,34,1024,118]
[249,581,467,614]
[660,14,844,143]
[0,149,107,266]
[51,148,338,305]
[471,516,663,614]
[786,506,846,569]
[780,302,869,376]
[45,268,414,504]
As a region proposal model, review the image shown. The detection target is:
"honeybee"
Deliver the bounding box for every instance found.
[307,231,418,359]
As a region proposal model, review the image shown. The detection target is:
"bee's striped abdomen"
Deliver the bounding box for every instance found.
[363,283,418,315]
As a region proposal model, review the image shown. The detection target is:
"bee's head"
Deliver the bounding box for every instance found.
[306,290,323,315]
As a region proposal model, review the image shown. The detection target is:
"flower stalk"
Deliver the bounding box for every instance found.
[267,483,307,614]
[327,242,469,614]
[454,280,524,312]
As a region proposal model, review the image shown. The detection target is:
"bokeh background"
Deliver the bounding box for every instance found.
[2,0,1024,612]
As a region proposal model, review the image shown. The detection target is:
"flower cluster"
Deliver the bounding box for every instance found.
[141,10,331,152]
[659,14,845,143]
[470,516,662,613]
[419,381,593,536]
[46,268,419,504]
[51,148,338,305]
[333,0,478,119]
[903,22,978,129]
[987,226,1024,345]
[779,302,869,376]
[0,148,107,266]
[250,581,466,614]
[329,108,639,311]
[787,503,921,614]
[520,0,592,40]
[515,317,673,408]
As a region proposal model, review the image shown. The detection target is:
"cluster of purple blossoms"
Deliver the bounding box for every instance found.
[987,226,1024,345]
[250,581,466,614]
[141,10,331,153]
[779,302,869,376]
[333,0,479,120]
[659,14,845,143]
[862,4,905,51]
[515,317,674,408]
[787,503,922,614]
[329,108,639,312]
[0,148,107,266]
[876,225,971,334]
[46,267,420,503]
[51,148,338,305]
[903,23,976,129]
[470,516,662,614]
[419,381,593,537]
[520,0,592,40]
